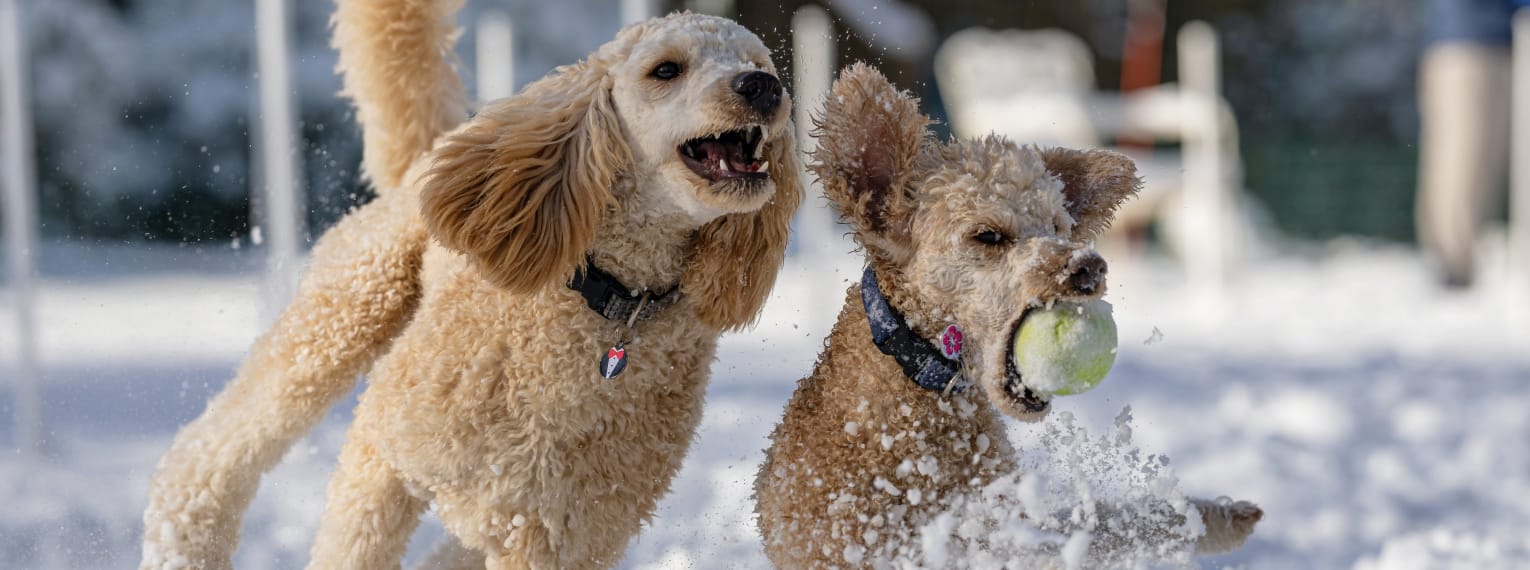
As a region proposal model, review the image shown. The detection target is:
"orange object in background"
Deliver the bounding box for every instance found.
[1119,0,1165,150]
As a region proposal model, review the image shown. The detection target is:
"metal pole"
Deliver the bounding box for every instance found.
[0,0,43,457]
[792,5,834,165]
[255,0,304,321]
[791,4,837,260]
[476,11,515,102]
[790,5,847,318]
[1513,9,1530,302]
[621,0,654,27]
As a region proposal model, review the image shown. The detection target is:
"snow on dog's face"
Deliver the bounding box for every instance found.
[811,63,1139,421]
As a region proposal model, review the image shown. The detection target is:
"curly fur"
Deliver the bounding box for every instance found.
[683,128,800,330]
[756,64,1259,568]
[140,4,800,568]
[332,0,467,191]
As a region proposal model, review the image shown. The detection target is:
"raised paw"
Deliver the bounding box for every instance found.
[1191,497,1263,554]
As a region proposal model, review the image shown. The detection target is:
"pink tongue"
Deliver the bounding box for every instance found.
[696,140,730,162]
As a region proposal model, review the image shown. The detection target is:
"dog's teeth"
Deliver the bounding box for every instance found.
[718,158,730,172]
[758,160,769,171]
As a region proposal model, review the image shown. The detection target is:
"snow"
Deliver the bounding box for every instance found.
[870,406,1206,568]
[1061,531,1092,570]
[3,238,1530,568]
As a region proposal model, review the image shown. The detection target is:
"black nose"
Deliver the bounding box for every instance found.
[1068,253,1108,295]
[732,71,782,117]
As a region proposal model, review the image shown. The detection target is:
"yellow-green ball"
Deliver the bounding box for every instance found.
[1012,300,1117,396]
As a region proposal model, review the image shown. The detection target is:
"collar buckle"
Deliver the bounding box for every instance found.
[569,258,680,324]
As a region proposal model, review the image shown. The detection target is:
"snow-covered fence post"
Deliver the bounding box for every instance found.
[254,0,305,322]
[1513,9,1530,304]
[476,11,515,102]
[791,5,839,260]
[0,0,43,458]
[621,0,654,27]
[1177,21,1231,316]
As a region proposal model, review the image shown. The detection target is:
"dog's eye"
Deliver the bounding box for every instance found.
[650,62,682,81]
[972,229,1006,245]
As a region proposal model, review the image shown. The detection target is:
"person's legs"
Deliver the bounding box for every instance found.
[1416,43,1511,287]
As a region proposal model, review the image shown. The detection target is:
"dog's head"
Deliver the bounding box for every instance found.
[813,63,1139,422]
[419,13,800,330]
[609,14,792,218]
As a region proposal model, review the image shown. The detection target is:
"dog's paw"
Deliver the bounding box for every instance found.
[1191,496,1262,554]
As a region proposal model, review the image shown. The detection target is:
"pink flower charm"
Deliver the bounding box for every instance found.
[939,325,963,359]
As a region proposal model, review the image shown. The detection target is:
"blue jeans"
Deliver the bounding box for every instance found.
[1427,0,1517,45]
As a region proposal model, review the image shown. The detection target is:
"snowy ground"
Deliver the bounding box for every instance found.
[3,237,1530,569]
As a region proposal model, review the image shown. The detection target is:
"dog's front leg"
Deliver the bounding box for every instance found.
[140,192,428,569]
[308,435,428,570]
[1079,495,1262,560]
[1188,496,1263,554]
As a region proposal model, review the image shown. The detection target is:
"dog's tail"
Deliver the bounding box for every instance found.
[332,0,468,191]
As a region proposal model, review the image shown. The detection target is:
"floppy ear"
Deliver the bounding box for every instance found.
[808,62,931,261]
[1037,147,1141,241]
[420,60,630,293]
[682,117,805,331]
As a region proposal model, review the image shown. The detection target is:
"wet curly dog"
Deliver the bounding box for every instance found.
[755,64,1260,568]
[140,2,800,568]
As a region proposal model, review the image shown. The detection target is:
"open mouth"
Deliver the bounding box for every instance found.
[1003,311,1051,414]
[678,126,769,183]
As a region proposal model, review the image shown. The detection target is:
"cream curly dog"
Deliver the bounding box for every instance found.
[755,64,1260,568]
[140,2,801,568]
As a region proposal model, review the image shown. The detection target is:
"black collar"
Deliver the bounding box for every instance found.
[860,266,965,393]
[569,258,681,323]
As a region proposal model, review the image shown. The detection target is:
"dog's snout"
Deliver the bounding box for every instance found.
[1068,253,1107,295]
[732,71,782,116]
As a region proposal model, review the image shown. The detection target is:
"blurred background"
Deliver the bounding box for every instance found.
[2,0,1529,568]
[0,0,1466,246]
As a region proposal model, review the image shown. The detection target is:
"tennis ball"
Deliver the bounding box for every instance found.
[1012,299,1117,396]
